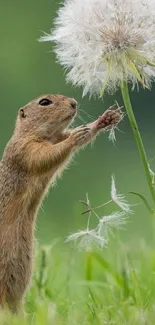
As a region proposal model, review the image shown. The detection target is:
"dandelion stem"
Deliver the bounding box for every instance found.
[121,81,155,205]
[85,250,92,281]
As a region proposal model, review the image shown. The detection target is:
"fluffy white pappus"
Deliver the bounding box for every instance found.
[97,211,127,239]
[111,175,132,213]
[66,229,107,251]
[108,127,116,144]
[40,0,155,96]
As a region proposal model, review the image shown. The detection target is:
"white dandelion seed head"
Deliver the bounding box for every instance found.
[111,175,133,213]
[97,211,128,239]
[65,229,107,251]
[40,0,155,96]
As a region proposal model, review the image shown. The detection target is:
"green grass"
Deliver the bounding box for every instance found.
[1,236,155,324]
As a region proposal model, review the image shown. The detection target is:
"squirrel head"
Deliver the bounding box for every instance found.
[15,94,77,138]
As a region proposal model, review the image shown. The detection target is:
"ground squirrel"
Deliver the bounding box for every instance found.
[0,94,122,312]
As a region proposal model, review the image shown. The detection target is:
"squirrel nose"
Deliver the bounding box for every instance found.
[70,99,77,110]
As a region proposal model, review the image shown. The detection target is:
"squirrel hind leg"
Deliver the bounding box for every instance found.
[0,288,24,314]
[6,295,24,314]
[0,286,7,310]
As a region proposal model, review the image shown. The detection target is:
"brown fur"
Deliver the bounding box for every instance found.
[0,94,121,312]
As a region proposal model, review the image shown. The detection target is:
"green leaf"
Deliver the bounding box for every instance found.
[92,252,124,287]
[130,191,155,215]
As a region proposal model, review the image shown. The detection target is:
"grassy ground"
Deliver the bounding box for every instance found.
[1,235,155,325]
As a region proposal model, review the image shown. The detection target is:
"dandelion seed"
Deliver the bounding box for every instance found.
[66,229,107,251]
[111,175,132,213]
[97,211,127,239]
[108,127,116,143]
[40,0,155,96]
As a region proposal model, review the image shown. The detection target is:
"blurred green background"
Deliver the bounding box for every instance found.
[0,0,155,245]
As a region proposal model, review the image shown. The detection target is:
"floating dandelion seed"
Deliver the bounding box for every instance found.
[66,229,107,251]
[65,180,131,251]
[40,0,155,96]
[97,211,127,239]
[111,175,132,213]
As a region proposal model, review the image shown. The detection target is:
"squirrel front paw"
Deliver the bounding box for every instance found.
[96,108,123,129]
[69,126,92,146]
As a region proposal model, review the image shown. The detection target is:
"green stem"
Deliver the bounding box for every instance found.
[121,81,155,204]
[86,250,92,281]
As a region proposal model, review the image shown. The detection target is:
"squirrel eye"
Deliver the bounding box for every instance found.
[39,98,53,106]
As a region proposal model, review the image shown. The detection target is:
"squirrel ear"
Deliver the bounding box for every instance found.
[19,108,26,119]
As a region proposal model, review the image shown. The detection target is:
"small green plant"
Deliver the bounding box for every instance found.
[0,238,154,324]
